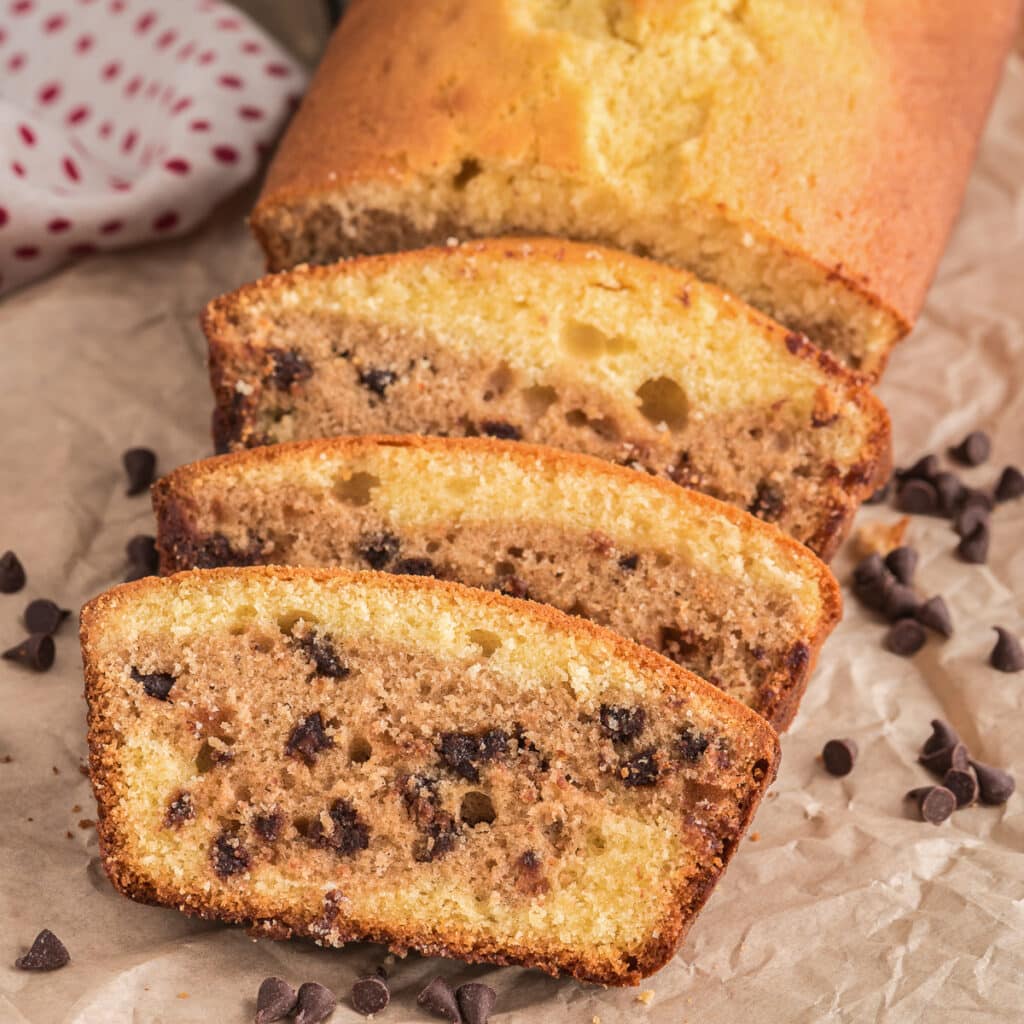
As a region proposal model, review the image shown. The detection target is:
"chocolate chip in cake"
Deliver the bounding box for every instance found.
[864,479,893,505]
[907,785,956,825]
[351,974,390,1016]
[678,726,710,763]
[619,747,660,787]
[286,712,333,765]
[659,625,699,665]
[953,503,989,538]
[956,521,990,564]
[392,556,437,577]
[884,546,917,586]
[942,767,978,808]
[212,829,250,878]
[969,759,1016,805]
[255,976,298,1024]
[899,454,940,482]
[165,791,195,828]
[480,420,522,440]
[24,598,71,635]
[747,480,785,522]
[293,630,350,679]
[994,465,1024,502]
[357,367,398,398]
[919,741,969,778]
[438,729,508,783]
[190,531,265,569]
[253,810,284,843]
[412,814,461,862]
[294,982,337,1024]
[14,929,70,971]
[0,550,26,593]
[914,596,953,638]
[456,982,497,1024]
[123,447,157,496]
[922,719,960,756]
[949,430,991,467]
[130,666,175,700]
[933,472,965,518]
[786,642,810,674]
[3,633,55,672]
[822,738,858,776]
[897,478,939,516]
[309,798,370,856]
[990,626,1024,673]
[356,531,400,570]
[885,619,926,657]
[125,534,159,575]
[417,977,462,1023]
[401,773,442,828]
[618,553,639,572]
[266,347,313,390]
[599,704,646,743]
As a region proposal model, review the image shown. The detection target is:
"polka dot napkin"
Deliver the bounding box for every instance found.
[0,0,307,295]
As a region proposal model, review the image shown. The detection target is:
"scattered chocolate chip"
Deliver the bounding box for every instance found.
[747,480,785,522]
[456,982,497,1024]
[2,633,55,672]
[0,550,26,593]
[885,619,926,657]
[352,974,390,1016]
[919,741,969,778]
[884,547,917,586]
[392,557,436,576]
[956,521,990,564]
[619,747,660,787]
[678,726,710,763]
[356,531,400,570]
[899,454,940,482]
[599,704,646,743]
[293,631,350,679]
[853,553,885,585]
[933,472,965,517]
[864,479,893,505]
[949,431,991,467]
[990,626,1024,673]
[357,367,397,398]
[969,759,1016,805]
[480,420,522,440]
[266,347,313,390]
[922,719,960,756]
[123,447,157,496]
[822,738,858,776]
[961,487,994,513]
[130,666,175,700]
[126,534,159,574]
[897,478,939,516]
[942,767,979,808]
[211,829,250,878]
[14,929,70,971]
[438,729,508,782]
[286,712,333,765]
[914,596,953,637]
[253,810,284,843]
[417,977,462,1022]
[953,503,989,538]
[294,982,337,1024]
[907,785,956,824]
[165,791,195,828]
[994,465,1024,502]
[24,598,71,635]
[255,976,298,1024]
[618,553,639,572]
[883,582,919,623]
[309,798,370,856]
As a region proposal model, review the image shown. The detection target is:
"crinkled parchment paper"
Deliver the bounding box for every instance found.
[1,9,1022,1023]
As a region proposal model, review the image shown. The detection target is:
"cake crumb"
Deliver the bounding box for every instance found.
[636,990,655,1005]
[72,804,82,813]
[177,992,189,999]
[592,1016,601,1024]
[853,517,909,558]
[749,831,761,842]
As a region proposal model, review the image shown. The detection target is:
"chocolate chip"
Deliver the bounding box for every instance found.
[255,976,298,1024]
[853,553,885,585]
[352,974,390,1016]
[123,447,157,495]
[212,829,250,878]
[24,598,71,635]
[358,367,397,398]
[309,798,370,856]
[922,719,960,756]
[961,487,994,512]
[897,478,939,515]
[919,741,969,778]
[969,759,1016,805]
[456,982,497,1024]
[253,810,283,843]
[286,712,333,765]
[165,791,194,827]
[438,729,508,782]
[294,982,337,1024]
[412,813,460,862]
[899,454,939,482]
[786,642,810,673]
[678,726,710,762]
[480,420,522,440]
[130,666,175,700]
[990,626,1024,673]
[619,747,660,787]
[126,534,159,575]
[747,480,785,522]
[401,773,442,828]
[994,465,1024,502]
[914,596,953,637]
[954,503,989,538]
[949,431,990,466]
[933,472,965,517]
[293,631,350,679]
[356,531,400,570]
[0,550,26,593]
[14,929,70,971]
[599,704,646,743]
[907,785,956,824]
[3,633,55,672]
[884,547,917,586]
[392,557,436,576]
[956,521,990,564]
[883,582,919,623]
[885,619,926,657]
[864,479,893,505]
[822,738,857,776]
[618,553,639,571]
[417,977,462,1022]
[266,347,313,390]
[942,767,979,808]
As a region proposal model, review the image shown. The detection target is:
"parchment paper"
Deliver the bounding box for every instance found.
[1,9,1022,1022]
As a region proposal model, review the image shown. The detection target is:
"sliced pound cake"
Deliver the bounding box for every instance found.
[204,239,891,560]
[153,436,841,729]
[81,568,779,986]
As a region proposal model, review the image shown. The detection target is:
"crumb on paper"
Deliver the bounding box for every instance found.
[177,992,189,999]
[749,831,761,842]
[592,1016,601,1024]
[636,990,655,1005]
[853,517,909,558]
[72,804,82,813]
[52,765,59,775]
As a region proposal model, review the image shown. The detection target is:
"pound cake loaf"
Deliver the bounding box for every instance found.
[204,239,891,559]
[249,0,1020,376]
[154,436,842,729]
[82,567,779,985]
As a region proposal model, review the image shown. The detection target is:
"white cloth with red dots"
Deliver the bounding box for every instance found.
[0,0,306,296]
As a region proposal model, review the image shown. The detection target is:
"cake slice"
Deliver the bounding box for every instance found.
[203,239,891,559]
[153,436,841,729]
[82,568,779,986]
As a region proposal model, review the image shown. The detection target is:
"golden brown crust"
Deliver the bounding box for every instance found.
[81,566,780,985]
